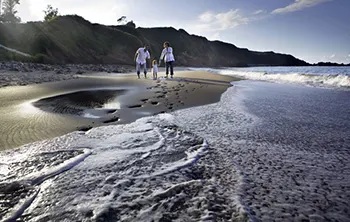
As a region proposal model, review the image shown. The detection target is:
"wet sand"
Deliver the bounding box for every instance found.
[0,71,237,150]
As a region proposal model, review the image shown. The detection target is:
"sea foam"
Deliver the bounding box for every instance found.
[189,67,350,88]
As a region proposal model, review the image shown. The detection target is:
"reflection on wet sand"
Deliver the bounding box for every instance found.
[32,89,126,116]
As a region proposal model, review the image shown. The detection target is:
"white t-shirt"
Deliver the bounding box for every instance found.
[152,64,158,73]
[160,47,175,62]
[136,47,150,64]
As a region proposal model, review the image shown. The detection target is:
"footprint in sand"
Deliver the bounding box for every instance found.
[156,95,166,99]
[77,126,93,132]
[103,116,120,123]
[128,104,143,108]
[106,109,117,114]
[150,101,159,106]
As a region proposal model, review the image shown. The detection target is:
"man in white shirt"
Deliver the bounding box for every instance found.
[134,45,151,79]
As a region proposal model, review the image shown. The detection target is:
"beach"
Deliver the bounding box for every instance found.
[1,66,349,221]
[0,69,236,150]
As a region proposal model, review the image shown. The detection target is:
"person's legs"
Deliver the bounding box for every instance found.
[165,62,169,78]
[143,63,147,78]
[169,61,174,78]
[136,63,141,79]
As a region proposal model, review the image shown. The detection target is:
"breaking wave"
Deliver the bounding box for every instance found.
[189,67,350,88]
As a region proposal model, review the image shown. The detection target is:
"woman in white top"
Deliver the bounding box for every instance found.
[159,41,175,78]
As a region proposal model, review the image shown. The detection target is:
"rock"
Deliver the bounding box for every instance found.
[76,70,85,74]
[55,69,64,74]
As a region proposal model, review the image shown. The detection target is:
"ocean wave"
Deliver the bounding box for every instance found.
[189,68,350,88]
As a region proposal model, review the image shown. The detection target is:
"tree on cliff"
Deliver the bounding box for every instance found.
[117,16,126,24]
[43,5,58,22]
[117,16,136,28]
[126,20,136,28]
[0,0,21,23]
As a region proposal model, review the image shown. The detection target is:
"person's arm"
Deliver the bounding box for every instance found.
[147,51,151,70]
[134,49,140,62]
[159,49,166,65]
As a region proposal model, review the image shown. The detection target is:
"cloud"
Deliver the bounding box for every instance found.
[330,54,336,58]
[348,54,350,57]
[272,0,331,14]
[196,9,249,31]
[211,32,221,40]
[199,11,215,23]
[253,9,266,15]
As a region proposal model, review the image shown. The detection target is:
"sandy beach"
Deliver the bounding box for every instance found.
[0,70,236,150]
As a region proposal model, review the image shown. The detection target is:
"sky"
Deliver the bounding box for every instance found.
[14,0,350,64]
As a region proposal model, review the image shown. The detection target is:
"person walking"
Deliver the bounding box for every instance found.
[134,44,150,79]
[159,41,175,78]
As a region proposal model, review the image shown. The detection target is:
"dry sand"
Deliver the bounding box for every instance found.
[0,71,237,150]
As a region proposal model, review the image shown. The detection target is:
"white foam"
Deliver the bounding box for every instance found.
[189,67,350,88]
[0,95,247,221]
[140,140,208,178]
[2,188,40,222]
[21,148,92,185]
[82,113,101,119]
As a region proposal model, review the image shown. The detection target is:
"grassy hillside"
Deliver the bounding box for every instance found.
[0,15,309,66]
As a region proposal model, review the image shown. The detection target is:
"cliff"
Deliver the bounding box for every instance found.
[0,15,309,66]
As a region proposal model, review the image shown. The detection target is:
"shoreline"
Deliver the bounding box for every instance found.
[0,70,237,151]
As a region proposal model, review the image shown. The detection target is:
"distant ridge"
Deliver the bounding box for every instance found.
[314,62,350,66]
[0,15,309,66]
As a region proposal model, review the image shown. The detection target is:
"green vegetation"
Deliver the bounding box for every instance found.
[44,5,59,22]
[0,15,309,66]
[0,0,21,23]
[0,47,55,63]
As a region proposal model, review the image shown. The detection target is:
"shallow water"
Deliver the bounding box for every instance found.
[173,80,350,221]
